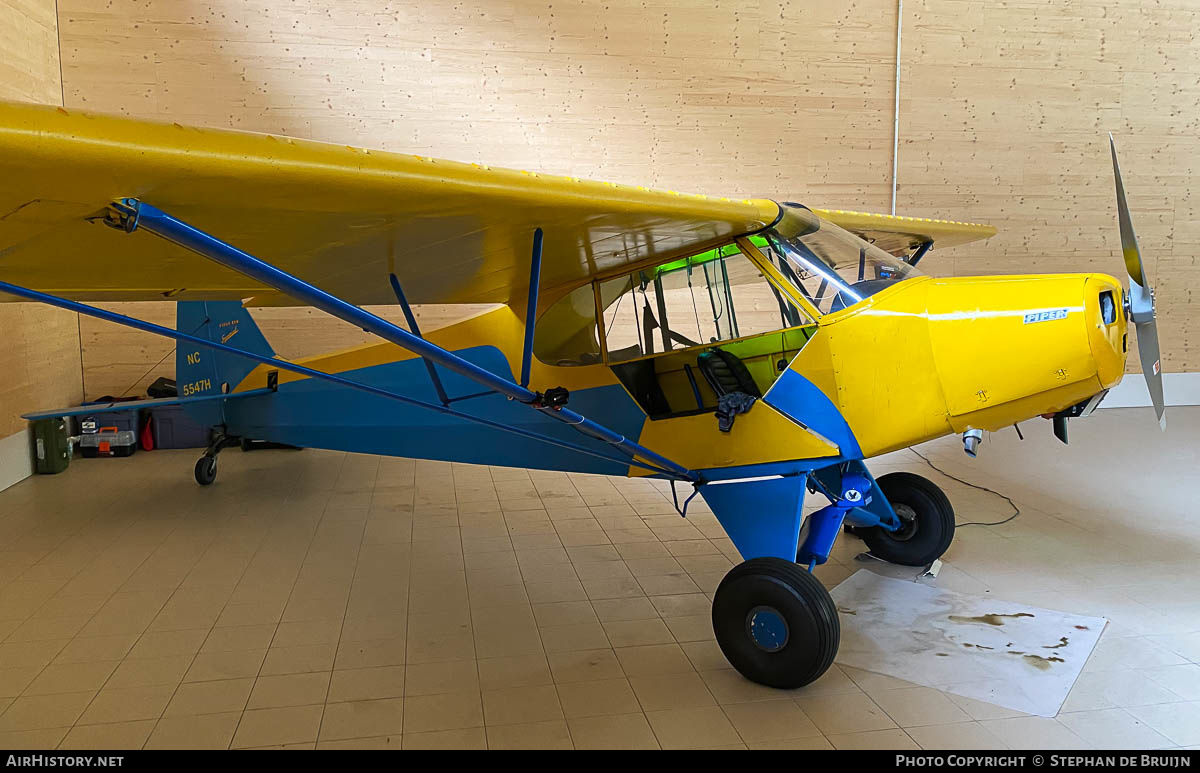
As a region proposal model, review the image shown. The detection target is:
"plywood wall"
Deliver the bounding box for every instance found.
[900,0,1200,372]
[52,0,1197,398]
[0,0,83,436]
[80,303,491,399]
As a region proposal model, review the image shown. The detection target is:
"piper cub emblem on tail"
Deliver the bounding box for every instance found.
[0,103,1164,689]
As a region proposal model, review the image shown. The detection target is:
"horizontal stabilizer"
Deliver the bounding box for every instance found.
[23,388,274,423]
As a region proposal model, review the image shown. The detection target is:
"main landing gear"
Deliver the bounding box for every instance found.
[710,465,955,690]
[712,558,840,689]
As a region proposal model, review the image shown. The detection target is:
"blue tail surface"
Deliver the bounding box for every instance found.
[175,301,275,427]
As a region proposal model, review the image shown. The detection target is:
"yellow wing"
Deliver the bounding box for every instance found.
[0,101,779,306]
[814,209,996,256]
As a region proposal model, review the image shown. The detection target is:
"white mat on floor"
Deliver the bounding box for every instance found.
[830,569,1106,717]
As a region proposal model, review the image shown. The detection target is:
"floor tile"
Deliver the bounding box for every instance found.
[794,692,896,735]
[567,712,660,750]
[166,678,254,716]
[319,698,405,741]
[486,719,573,749]
[556,678,641,718]
[59,719,156,750]
[721,699,822,742]
[644,706,741,749]
[1057,708,1173,750]
[828,728,920,750]
[870,687,974,728]
[402,691,483,733]
[231,705,324,748]
[248,672,331,709]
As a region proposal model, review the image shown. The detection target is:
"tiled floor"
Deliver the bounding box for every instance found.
[0,406,1197,749]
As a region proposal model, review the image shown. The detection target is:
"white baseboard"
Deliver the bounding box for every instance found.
[1102,372,1200,408]
[0,428,33,493]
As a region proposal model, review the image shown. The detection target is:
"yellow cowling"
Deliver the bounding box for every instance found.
[792,273,1128,458]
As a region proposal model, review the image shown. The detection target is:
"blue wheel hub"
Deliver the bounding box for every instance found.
[746,606,789,653]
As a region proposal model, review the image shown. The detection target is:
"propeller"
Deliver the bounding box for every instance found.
[1109,134,1166,429]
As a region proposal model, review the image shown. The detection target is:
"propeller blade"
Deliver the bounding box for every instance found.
[1109,134,1166,430]
[1110,134,1149,289]
[1135,317,1167,430]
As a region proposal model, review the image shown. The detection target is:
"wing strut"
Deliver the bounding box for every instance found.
[520,228,544,388]
[387,272,451,406]
[103,198,697,483]
[906,240,933,266]
[0,279,690,479]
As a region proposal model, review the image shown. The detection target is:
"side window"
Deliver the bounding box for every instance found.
[533,284,602,366]
[599,244,810,363]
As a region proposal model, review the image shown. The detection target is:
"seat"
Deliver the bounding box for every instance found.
[697,349,762,399]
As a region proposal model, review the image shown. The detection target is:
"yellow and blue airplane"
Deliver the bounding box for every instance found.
[0,101,1164,689]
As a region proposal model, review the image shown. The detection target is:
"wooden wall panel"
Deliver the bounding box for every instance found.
[52,0,1197,396]
[899,0,1200,372]
[80,303,492,399]
[0,0,83,436]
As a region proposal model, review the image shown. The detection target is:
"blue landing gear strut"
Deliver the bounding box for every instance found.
[701,461,954,689]
[798,461,903,568]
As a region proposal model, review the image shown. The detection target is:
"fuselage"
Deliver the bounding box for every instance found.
[223,266,1128,478]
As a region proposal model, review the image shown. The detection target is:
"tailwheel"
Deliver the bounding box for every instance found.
[194,456,217,486]
[860,471,955,566]
[193,431,240,486]
[712,557,840,689]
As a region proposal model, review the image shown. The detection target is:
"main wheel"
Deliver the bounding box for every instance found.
[194,456,217,486]
[712,557,840,689]
[860,471,954,566]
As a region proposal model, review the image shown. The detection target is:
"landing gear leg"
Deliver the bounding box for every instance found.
[194,430,240,486]
[700,473,842,689]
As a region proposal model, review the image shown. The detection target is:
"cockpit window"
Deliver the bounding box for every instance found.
[598,243,811,364]
[758,204,922,314]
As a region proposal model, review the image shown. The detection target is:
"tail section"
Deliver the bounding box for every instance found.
[175,301,275,426]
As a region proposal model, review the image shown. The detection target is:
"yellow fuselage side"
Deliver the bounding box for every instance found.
[235,271,1127,473]
[797,272,1126,457]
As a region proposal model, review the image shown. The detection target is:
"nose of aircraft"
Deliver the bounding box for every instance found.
[1083,272,1128,391]
[923,272,1125,431]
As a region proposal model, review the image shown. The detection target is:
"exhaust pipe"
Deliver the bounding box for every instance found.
[962,429,983,457]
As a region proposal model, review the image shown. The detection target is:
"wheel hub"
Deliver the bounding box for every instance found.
[745,606,789,653]
[890,503,919,541]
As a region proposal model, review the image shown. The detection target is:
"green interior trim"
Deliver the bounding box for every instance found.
[646,235,772,279]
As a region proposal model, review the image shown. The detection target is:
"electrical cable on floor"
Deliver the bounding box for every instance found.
[909,448,1021,527]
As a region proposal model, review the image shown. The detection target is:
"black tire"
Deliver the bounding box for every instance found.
[194,456,217,486]
[712,557,840,689]
[861,471,954,566]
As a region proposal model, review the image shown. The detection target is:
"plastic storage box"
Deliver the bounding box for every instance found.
[150,405,211,450]
[79,408,140,436]
[78,427,137,458]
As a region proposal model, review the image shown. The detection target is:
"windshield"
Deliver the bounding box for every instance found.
[757,204,922,314]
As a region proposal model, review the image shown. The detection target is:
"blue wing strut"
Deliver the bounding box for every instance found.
[3,198,697,483]
[106,198,694,481]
